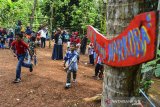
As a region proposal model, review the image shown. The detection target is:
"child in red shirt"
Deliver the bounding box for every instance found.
[11,33,33,83]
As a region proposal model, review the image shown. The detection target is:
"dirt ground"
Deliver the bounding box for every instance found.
[0,42,102,107]
[0,42,160,107]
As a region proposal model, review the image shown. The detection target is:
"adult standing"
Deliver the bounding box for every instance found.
[15,20,22,35]
[52,28,63,60]
[62,30,69,43]
[80,35,88,55]
[38,26,47,48]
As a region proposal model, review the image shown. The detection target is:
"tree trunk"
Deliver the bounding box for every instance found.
[30,0,37,29]
[49,2,53,48]
[101,1,144,107]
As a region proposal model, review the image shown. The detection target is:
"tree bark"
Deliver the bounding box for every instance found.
[101,1,143,107]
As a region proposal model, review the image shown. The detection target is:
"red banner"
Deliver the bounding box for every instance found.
[87,11,158,67]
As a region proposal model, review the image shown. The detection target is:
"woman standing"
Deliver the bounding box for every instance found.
[52,28,63,60]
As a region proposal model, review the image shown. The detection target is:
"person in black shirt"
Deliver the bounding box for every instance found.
[80,35,88,55]
[52,28,63,60]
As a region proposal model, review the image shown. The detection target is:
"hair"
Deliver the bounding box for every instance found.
[57,28,61,31]
[70,42,76,47]
[17,20,22,26]
[56,28,61,34]
[16,33,23,38]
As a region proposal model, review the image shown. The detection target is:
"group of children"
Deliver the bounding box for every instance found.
[88,42,104,79]
[1,23,104,89]
[11,29,103,88]
[0,27,14,49]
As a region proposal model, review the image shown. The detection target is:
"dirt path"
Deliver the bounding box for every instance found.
[1,43,160,107]
[0,44,102,107]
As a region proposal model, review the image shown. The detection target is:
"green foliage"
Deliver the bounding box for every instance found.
[141,48,160,93]
[141,47,160,74]
[0,0,105,34]
[41,0,103,34]
[0,0,47,31]
[141,57,160,74]
[139,0,158,13]
[0,0,32,27]
[11,0,19,2]
[140,80,154,92]
[155,64,160,78]
[157,49,160,56]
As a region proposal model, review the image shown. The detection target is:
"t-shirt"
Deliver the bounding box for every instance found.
[38,29,47,38]
[54,33,61,44]
[65,34,70,40]
[57,35,63,45]
[11,40,28,55]
[70,36,80,44]
[88,47,94,55]
[64,50,79,71]
[15,25,21,34]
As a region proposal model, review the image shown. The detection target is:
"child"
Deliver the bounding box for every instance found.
[0,35,2,48]
[64,43,79,89]
[93,55,104,79]
[88,43,94,65]
[23,34,29,60]
[0,33,6,49]
[23,34,29,44]
[10,33,33,83]
[28,35,37,65]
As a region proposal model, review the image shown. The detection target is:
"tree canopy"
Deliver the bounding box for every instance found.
[0,0,105,34]
[0,0,158,34]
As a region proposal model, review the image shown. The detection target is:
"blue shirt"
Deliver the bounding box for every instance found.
[64,50,79,72]
[88,47,94,55]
